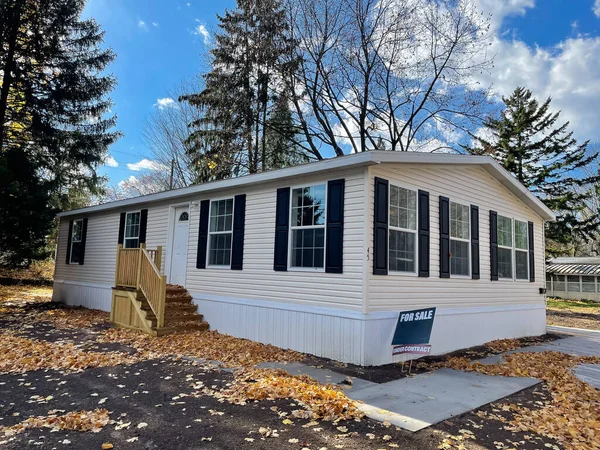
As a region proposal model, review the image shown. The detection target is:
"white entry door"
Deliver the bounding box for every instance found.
[169,206,190,286]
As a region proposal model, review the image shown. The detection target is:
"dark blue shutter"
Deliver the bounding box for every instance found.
[528,221,535,282]
[79,218,88,265]
[439,196,450,278]
[470,205,479,279]
[66,220,73,264]
[373,177,389,275]
[326,179,345,274]
[139,209,148,244]
[118,212,126,245]
[418,190,430,277]
[196,200,210,269]
[490,210,498,281]
[274,187,290,271]
[231,194,246,270]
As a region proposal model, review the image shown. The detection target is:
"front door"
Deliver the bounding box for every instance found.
[169,206,190,286]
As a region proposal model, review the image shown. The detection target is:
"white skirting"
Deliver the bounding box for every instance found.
[52,280,112,312]
[192,293,547,366]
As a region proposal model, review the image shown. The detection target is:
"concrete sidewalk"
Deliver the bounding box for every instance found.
[262,327,600,432]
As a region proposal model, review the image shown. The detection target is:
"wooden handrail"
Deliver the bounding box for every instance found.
[114,244,167,329]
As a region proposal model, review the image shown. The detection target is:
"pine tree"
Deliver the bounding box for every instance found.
[182,0,300,181]
[0,0,119,265]
[466,87,600,255]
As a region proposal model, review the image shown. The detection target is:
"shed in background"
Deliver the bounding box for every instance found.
[546,257,600,302]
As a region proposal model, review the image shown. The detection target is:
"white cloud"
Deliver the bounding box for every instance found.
[594,0,600,17]
[138,19,147,29]
[105,155,119,167]
[474,35,600,142]
[127,159,167,171]
[153,97,177,110]
[152,22,159,27]
[193,23,210,44]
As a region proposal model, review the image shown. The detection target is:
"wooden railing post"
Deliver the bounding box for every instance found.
[136,243,146,287]
[156,246,163,272]
[158,275,167,328]
[114,244,123,286]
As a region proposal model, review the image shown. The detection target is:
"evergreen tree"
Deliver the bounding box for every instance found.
[466,87,600,255]
[0,0,119,265]
[182,0,301,181]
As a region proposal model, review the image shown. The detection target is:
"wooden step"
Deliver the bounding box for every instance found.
[165,303,197,313]
[164,314,204,326]
[165,294,193,303]
[154,322,209,336]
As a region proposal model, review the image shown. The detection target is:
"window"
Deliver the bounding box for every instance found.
[554,274,565,292]
[450,202,470,276]
[497,215,513,279]
[389,185,417,273]
[567,275,580,292]
[582,276,596,293]
[514,220,529,280]
[124,212,141,248]
[69,219,83,264]
[208,198,234,266]
[179,211,189,221]
[290,185,326,269]
[546,273,552,292]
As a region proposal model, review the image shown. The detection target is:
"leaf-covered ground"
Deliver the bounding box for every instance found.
[0,285,596,449]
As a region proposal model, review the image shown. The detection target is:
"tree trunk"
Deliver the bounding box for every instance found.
[0,0,24,152]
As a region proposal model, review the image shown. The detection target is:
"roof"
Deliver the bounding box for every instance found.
[547,257,600,276]
[58,151,556,221]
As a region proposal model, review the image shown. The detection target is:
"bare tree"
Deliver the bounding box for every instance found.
[285,0,493,155]
[103,170,172,201]
[142,78,203,188]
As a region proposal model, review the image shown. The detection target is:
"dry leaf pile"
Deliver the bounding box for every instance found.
[1,409,109,436]
[0,286,52,304]
[442,351,600,450]
[99,327,302,367]
[0,333,139,374]
[484,338,521,353]
[41,308,110,329]
[222,368,364,421]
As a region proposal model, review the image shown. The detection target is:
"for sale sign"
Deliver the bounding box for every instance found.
[391,307,436,347]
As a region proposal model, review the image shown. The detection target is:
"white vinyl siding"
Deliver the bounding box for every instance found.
[366,164,546,312]
[185,169,365,310]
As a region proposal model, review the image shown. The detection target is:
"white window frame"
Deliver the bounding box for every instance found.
[69,218,83,264]
[388,183,418,276]
[497,215,530,281]
[513,219,529,281]
[124,211,141,249]
[288,183,327,272]
[449,200,471,278]
[207,197,234,269]
[497,214,514,280]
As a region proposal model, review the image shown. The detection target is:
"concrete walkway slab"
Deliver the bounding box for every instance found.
[346,368,538,431]
[573,364,600,389]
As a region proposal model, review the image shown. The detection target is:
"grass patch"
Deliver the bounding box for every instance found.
[547,297,600,311]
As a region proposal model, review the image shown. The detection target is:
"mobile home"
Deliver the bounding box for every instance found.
[53,151,555,365]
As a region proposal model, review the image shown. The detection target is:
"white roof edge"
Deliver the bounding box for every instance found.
[58,151,556,221]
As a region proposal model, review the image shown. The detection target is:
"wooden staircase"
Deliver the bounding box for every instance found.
[111,244,209,336]
[138,284,209,335]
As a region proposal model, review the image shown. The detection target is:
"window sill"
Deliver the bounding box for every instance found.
[288,267,325,273]
[206,265,231,270]
[387,271,418,277]
[450,274,471,279]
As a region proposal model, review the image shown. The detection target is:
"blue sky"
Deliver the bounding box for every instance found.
[83,0,600,187]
